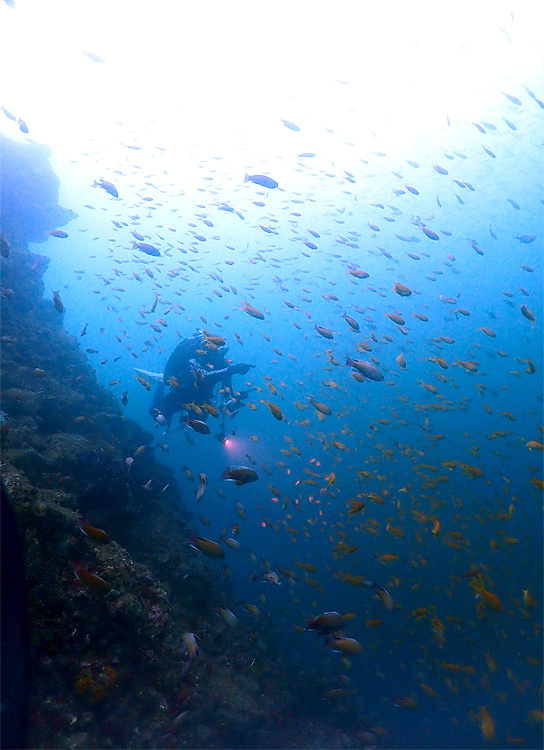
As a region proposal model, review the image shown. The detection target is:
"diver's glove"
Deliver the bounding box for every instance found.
[232,363,254,375]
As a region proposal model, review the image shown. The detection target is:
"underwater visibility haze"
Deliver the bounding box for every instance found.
[0,1,543,748]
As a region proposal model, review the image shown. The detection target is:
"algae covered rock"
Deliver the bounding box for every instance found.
[42,432,95,470]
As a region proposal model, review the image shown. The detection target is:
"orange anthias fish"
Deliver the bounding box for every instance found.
[325,472,336,487]
[266,399,283,421]
[348,500,366,515]
[363,581,394,611]
[477,706,495,741]
[459,462,484,478]
[71,563,109,593]
[393,696,420,710]
[242,301,265,319]
[309,397,332,416]
[78,518,110,543]
[470,577,503,613]
[393,282,412,297]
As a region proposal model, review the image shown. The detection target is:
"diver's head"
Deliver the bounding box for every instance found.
[205,344,229,366]
[191,330,206,347]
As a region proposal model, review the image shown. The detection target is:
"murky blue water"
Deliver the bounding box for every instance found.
[1,3,542,747]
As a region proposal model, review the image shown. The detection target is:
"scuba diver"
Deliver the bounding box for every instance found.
[138,331,254,433]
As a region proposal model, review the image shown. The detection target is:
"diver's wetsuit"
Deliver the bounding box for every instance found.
[151,333,253,431]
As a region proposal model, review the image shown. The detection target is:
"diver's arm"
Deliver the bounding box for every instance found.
[189,358,225,381]
[190,359,253,383]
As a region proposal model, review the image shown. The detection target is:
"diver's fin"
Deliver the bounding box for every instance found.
[133,368,164,383]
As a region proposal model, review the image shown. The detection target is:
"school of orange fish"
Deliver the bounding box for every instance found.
[3,54,542,745]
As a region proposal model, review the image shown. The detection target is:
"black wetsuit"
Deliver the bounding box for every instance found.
[151,336,252,430]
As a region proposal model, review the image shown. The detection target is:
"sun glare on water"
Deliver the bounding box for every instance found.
[1,0,543,164]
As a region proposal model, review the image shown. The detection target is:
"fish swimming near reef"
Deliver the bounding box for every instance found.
[83,50,105,64]
[325,635,364,655]
[132,242,161,257]
[281,118,300,131]
[133,368,164,383]
[92,179,118,198]
[186,536,225,559]
[305,611,345,635]
[244,173,279,189]
[181,632,200,673]
[346,355,384,381]
[183,418,210,434]
[52,290,64,313]
[196,473,207,503]
[220,466,259,485]
[262,570,281,584]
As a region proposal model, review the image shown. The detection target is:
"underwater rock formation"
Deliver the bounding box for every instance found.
[0,133,77,252]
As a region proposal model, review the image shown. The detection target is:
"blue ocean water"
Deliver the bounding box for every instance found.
[1,2,543,747]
